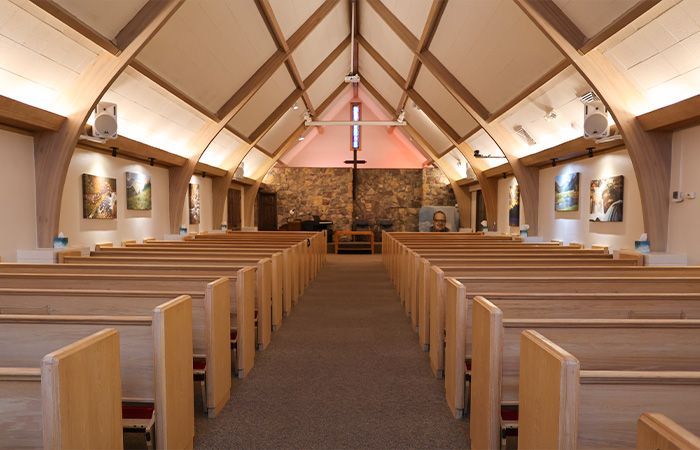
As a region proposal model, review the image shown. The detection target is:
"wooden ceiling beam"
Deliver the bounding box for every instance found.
[637,94,700,132]
[0,96,65,132]
[28,0,120,54]
[522,0,586,50]
[516,0,673,251]
[32,0,184,246]
[407,89,461,143]
[303,35,351,87]
[357,35,406,88]
[248,89,303,143]
[115,0,176,50]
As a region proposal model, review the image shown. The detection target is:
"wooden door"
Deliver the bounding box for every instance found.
[227,189,241,230]
[257,192,278,231]
[475,190,486,229]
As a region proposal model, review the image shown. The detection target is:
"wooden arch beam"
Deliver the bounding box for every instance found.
[169,0,340,232]
[365,0,540,234]
[515,0,672,250]
[32,0,184,247]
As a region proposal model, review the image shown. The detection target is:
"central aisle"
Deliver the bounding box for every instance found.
[195,254,469,449]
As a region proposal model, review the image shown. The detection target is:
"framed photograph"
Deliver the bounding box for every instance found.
[555,172,579,212]
[126,172,151,211]
[508,183,520,227]
[589,175,624,222]
[189,183,201,225]
[82,174,117,219]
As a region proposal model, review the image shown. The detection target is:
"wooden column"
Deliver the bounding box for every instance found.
[33,0,183,247]
[515,0,673,251]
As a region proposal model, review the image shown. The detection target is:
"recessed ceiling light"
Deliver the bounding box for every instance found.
[292,102,299,111]
[298,136,304,141]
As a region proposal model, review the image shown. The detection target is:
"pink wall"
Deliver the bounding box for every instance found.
[281,86,427,168]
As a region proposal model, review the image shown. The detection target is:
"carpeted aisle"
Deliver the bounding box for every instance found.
[194,254,469,449]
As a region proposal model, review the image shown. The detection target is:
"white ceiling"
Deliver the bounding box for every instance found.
[404,103,452,156]
[269,0,325,39]
[359,0,414,78]
[199,128,248,169]
[380,0,432,39]
[553,0,640,39]
[53,0,148,40]
[306,46,349,107]
[358,45,403,108]
[292,0,349,79]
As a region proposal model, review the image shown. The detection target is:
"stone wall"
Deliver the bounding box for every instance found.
[261,166,456,231]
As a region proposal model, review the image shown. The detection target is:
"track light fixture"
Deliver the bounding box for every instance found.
[202,172,207,178]
[552,158,557,167]
[587,147,594,158]
[503,172,507,179]
[111,147,118,157]
[149,157,155,166]
[473,149,506,159]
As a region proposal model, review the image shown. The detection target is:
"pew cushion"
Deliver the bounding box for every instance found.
[122,403,155,421]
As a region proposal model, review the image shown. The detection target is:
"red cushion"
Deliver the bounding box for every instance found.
[122,403,154,420]
[501,404,519,422]
[193,357,206,371]
[230,329,238,341]
[465,359,472,372]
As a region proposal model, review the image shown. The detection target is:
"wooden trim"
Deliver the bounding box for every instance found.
[287,0,341,50]
[637,412,700,449]
[0,95,64,132]
[522,0,586,50]
[579,0,662,54]
[420,0,447,52]
[483,162,512,178]
[115,0,176,50]
[28,0,120,54]
[637,94,700,132]
[487,59,570,122]
[365,0,418,50]
[520,133,624,167]
[357,35,406,87]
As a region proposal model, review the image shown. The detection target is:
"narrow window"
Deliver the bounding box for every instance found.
[351,102,361,151]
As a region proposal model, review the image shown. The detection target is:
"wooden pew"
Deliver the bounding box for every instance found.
[519,330,700,449]
[0,285,230,418]
[0,270,256,378]
[637,413,700,449]
[0,295,194,450]
[0,329,121,450]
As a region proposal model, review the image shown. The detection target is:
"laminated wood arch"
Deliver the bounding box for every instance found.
[514,0,673,251]
[365,0,541,234]
[32,0,184,247]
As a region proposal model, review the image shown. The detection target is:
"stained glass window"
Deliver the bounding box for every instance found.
[351,103,361,151]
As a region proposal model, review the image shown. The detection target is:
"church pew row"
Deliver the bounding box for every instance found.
[0,284,230,418]
[519,330,700,449]
[465,295,700,448]
[0,295,193,450]
[636,412,700,450]
[58,256,278,345]
[0,329,122,450]
[0,270,256,378]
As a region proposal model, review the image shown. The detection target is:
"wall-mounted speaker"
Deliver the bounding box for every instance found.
[583,101,609,139]
[92,102,118,140]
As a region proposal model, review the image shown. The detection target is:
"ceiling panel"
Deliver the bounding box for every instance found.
[269,0,325,39]
[466,129,505,169]
[258,107,305,155]
[0,1,98,114]
[405,104,452,155]
[307,46,349,107]
[499,66,591,157]
[552,0,639,39]
[413,66,478,138]
[293,0,349,79]
[136,0,277,112]
[430,0,565,114]
[228,65,297,138]
[603,0,700,112]
[358,46,403,108]
[359,0,414,78]
[242,147,272,178]
[199,129,248,169]
[53,0,149,40]
[438,147,470,180]
[95,67,208,158]
[380,0,432,38]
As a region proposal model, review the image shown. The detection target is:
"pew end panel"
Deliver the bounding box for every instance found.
[257,258,272,350]
[153,295,195,450]
[418,258,431,351]
[617,249,645,266]
[429,266,445,378]
[518,330,579,450]
[271,253,283,330]
[236,267,257,378]
[41,328,123,450]
[637,412,700,450]
[205,279,231,418]
[470,296,503,450]
[444,277,466,419]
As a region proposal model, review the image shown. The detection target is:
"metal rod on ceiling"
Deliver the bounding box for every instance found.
[305,120,406,126]
[350,0,356,75]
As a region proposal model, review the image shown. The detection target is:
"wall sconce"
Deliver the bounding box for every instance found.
[149,157,155,166]
[111,147,118,157]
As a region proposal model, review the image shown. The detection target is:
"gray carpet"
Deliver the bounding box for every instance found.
[194,254,469,449]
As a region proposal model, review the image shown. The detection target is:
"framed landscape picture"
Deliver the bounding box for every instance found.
[189,183,201,225]
[126,172,151,211]
[555,172,580,212]
[508,182,520,227]
[590,175,624,222]
[82,174,117,219]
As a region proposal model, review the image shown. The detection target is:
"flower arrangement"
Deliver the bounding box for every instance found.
[481,220,488,232]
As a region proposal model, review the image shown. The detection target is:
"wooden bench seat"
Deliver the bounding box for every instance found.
[0,296,193,450]
[519,330,700,449]
[0,285,230,418]
[0,329,121,449]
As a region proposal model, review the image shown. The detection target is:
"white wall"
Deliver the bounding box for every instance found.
[180,174,214,233]
[59,148,171,247]
[537,149,644,250]
[0,129,37,261]
[667,125,700,264]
